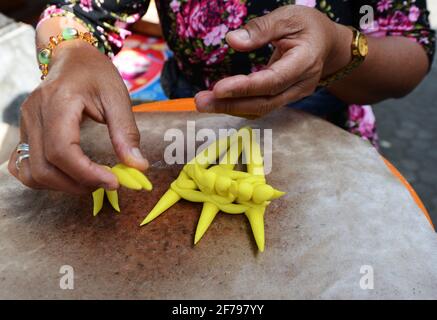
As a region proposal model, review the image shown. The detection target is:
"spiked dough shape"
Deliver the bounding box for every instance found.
[140,126,286,252]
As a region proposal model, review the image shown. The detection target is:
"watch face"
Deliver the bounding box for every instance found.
[358,36,369,57]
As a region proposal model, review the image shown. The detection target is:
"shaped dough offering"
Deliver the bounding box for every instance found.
[141,127,285,252]
[92,164,153,216]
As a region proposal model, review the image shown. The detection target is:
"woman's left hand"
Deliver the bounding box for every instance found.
[195,4,352,117]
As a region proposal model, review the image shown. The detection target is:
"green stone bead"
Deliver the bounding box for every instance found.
[98,43,106,54]
[37,49,51,65]
[62,27,78,40]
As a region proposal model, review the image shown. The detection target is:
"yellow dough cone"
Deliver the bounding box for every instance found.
[252,184,274,204]
[194,202,220,244]
[173,186,208,202]
[92,188,105,216]
[243,127,267,251]
[219,138,243,169]
[140,189,181,226]
[242,128,265,178]
[271,189,286,200]
[91,164,152,217]
[111,166,142,190]
[190,134,231,167]
[114,164,153,191]
[105,190,120,212]
[245,207,265,252]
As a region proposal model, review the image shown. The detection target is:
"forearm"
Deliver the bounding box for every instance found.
[327,24,429,105]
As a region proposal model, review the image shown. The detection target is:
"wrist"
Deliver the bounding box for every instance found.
[37,27,103,79]
[45,40,105,81]
[50,39,99,64]
[322,23,353,78]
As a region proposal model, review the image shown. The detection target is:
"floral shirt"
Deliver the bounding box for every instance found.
[40,0,435,146]
[40,0,435,87]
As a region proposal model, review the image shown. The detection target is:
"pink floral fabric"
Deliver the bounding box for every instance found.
[40,0,434,79]
[39,0,434,145]
[347,105,379,147]
[364,0,433,50]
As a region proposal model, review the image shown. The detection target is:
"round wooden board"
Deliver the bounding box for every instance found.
[0,107,436,299]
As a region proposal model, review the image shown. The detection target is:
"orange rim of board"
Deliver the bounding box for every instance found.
[382,157,434,230]
[132,98,197,113]
[132,101,434,230]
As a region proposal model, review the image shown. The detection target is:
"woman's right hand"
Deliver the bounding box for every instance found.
[8,40,149,194]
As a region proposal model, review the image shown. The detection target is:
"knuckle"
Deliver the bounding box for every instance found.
[257,99,275,115]
[33,83,57,103]
[268,83,284,96]
[20,99,35,118]
[19,174,38,189]
[307,50,323,72]
[311,59,324,76]
[302,84,316,98]
[75,158,100,186]
[218,101,234,115]
[274,39,289,55]
[232,84,249,98]
[45,145,64,164]
[111,124,140,147]
[277,93,290,107]
[247,17,269,37]
[31,167,50,185]
[267,71,288,96]
[124,126,141,144]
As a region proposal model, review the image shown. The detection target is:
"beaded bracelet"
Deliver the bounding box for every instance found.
[37,27,104,80]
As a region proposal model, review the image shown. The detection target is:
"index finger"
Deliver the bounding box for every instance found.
[43,100,118,190]
[213,46,308,98]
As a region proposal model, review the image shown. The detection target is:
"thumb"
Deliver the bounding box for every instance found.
[226,8,287,52]
[105,96,149,172]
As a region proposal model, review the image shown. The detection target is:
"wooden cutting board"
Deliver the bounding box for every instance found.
[1,107,436,299]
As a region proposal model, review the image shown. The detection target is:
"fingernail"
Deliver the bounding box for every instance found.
[195,92,212,106]
[195,92,214,111]
[230,29,250,41]
[131,147,145,161]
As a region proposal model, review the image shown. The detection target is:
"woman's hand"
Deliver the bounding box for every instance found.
[8,40,149,194]
[195,4,353,117]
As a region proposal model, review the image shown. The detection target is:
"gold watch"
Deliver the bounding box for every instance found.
[319,27,368,87]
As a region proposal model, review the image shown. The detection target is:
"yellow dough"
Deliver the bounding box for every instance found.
[141,127,285,252]
[92,164,152,216]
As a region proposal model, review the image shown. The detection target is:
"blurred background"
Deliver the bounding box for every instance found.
[1,1,436,224]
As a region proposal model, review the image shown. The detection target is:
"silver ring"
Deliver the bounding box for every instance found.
[15,153,30,170]
[16,143,30,154]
